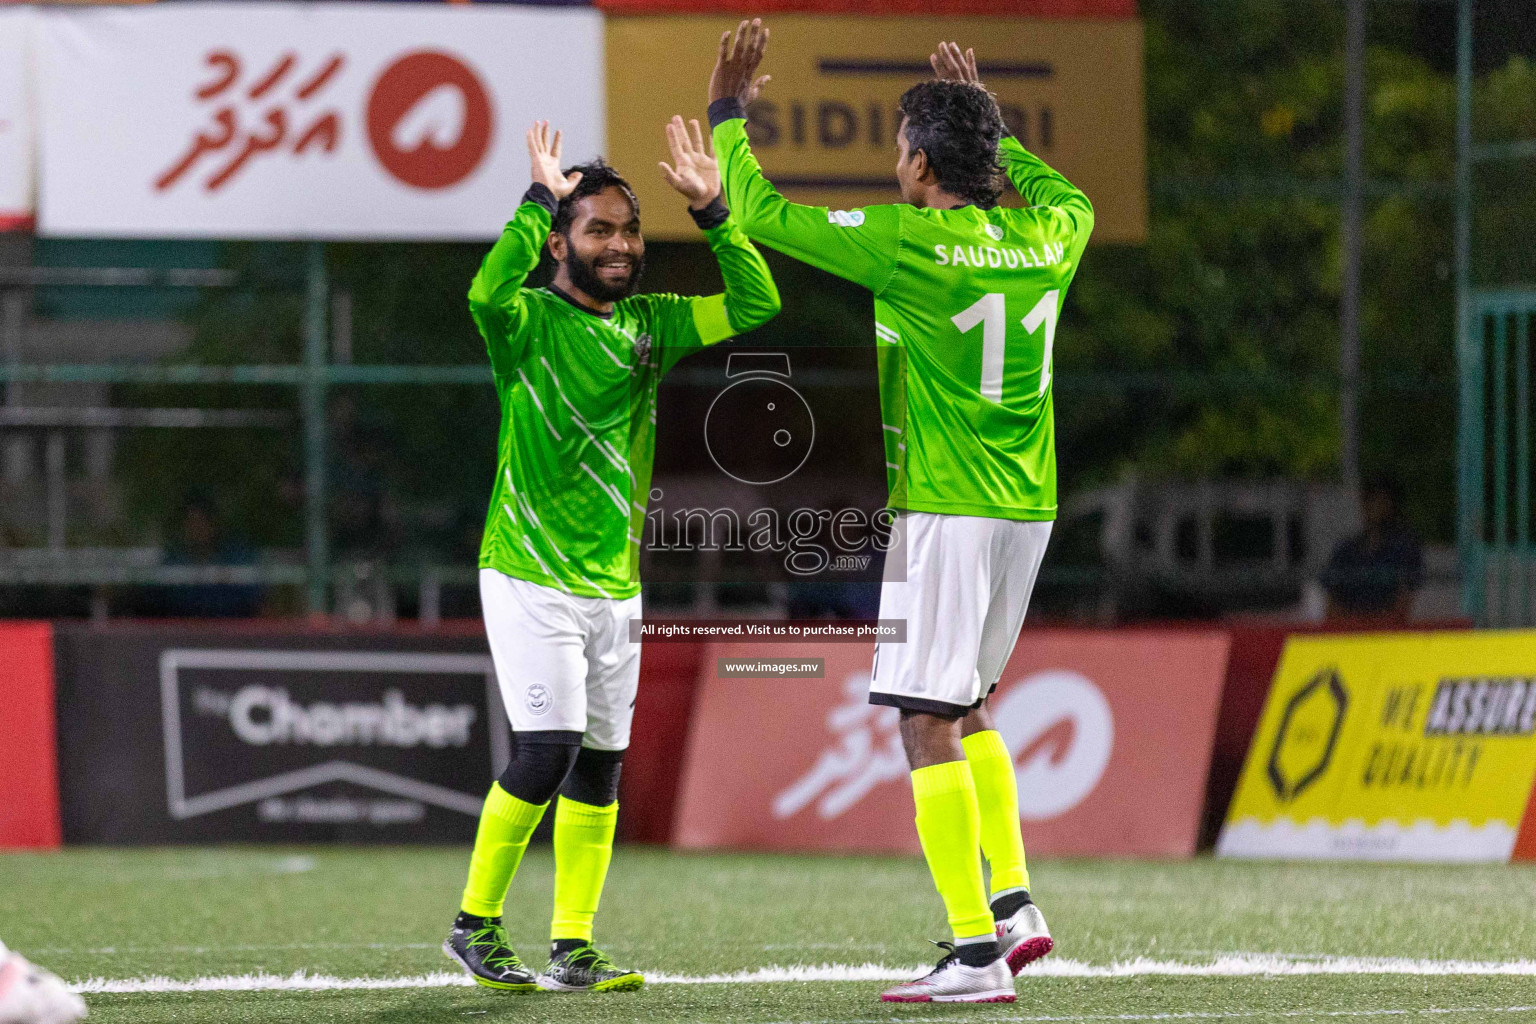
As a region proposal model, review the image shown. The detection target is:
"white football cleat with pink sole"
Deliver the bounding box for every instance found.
[996,901,1054,974]
[879,945,1015,1003]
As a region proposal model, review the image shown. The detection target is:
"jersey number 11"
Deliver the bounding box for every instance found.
[951,290,1059,404]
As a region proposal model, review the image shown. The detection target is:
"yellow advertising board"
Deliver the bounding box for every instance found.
[606,16,1146,242]
[1218,631,1536,862]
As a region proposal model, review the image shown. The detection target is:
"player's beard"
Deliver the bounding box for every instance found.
[565,247,645,303]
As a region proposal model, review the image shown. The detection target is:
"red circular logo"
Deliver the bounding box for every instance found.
[366,51,493,190]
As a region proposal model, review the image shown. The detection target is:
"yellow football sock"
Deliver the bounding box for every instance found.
[911,760,993,941]
[550,797,619,941]
[460,783,548,918]
[963,729,1031,896]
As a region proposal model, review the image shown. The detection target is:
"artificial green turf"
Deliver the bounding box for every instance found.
[67,978,1536,1024]
[2,846,1535,1022]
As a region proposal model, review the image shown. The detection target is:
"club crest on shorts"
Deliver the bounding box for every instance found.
[524,683,553,716]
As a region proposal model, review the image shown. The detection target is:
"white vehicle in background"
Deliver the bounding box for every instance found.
[0,941,86,1024]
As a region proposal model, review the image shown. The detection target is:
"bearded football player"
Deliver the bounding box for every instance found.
[708,24,1093,1002]
[442,118,779,993]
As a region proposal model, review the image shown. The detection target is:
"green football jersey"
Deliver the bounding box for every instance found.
[713,112,1093,521]
[469,191,779,598]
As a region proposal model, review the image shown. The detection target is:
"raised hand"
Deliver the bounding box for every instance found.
[658,116,721,210]
[930,41,982,87]
[709,18,773,106]
[526,120,583,200]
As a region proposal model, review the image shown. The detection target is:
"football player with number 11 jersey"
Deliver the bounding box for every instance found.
[708,23,1093,1003]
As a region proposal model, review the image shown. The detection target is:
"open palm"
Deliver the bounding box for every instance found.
[930,41,982,87]
[658,116,720,210]
[526,120,583,199]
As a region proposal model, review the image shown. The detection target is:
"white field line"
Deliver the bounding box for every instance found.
[35,942,441,956]
[68,954,1536,995]
[1021,954,1536,977]
[775,1009,1536,1024]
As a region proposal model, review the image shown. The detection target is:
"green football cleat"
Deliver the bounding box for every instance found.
[537,943,645,993]
[442,918,539,992]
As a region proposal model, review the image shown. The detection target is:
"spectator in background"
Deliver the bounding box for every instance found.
[161,492,262,617]
[1320,475,1424,623]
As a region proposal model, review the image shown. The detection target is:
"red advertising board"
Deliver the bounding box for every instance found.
[0,622,62,849]
[621,641,707,844]
[1515,786,1536,862]
[674,630,1229,857]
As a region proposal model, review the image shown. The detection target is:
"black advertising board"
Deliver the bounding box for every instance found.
[53,624,510,843]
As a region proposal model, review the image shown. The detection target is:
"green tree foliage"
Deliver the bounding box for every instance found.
[1057,1,1534,543]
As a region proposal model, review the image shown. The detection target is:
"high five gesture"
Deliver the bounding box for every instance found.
[526,120,584,199]
[930,40,983,88]
[708,18,772,107]
[658,116,720,211]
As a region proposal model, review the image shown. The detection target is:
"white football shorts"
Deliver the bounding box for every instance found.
[479,568,641,750]
[869,511,1052,716]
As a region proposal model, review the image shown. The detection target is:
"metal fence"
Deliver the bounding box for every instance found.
[1460,291,1536,624]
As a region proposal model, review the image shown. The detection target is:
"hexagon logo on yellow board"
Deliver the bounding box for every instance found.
[1266,668,1348,803]
[1219,631,1536,862]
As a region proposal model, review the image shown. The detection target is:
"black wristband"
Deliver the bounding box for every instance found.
[521,182,559,218]
[688,195,729,230]
[707,97,748,129]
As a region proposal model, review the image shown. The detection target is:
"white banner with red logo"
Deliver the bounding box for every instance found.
[36,2,603,239]
[0,9,33,230]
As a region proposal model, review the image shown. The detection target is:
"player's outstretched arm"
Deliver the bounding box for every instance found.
[468,121,585,371]
[997,136,1093,246]
[707,18,899,295]
[658,114,780,345]
[930,40,1095,252]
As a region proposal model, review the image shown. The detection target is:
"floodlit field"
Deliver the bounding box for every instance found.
[2,846,1535,1023]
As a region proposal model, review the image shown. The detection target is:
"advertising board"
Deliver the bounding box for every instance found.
[674,630,1228,856]
[37,3,603,239]
[53,624,511,842]
[607,15,1145,242]
[1218,631,1536,862]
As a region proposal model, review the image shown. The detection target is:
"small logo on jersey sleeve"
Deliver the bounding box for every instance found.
[984,223,1005,242]
[827,209,865,228]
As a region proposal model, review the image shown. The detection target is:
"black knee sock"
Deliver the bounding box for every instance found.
[497,740,579,805]
[559,747,625,806]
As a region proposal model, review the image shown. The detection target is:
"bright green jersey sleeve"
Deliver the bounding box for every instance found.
[999,135,1094,264]
[712,116,900,294]
[469,192,779,599]
[711,98,1093,521]
[468,197,552,380]
[647,212,783,375]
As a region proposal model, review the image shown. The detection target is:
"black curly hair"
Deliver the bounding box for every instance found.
[551,158,640,237]
[897,81,1006,208]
